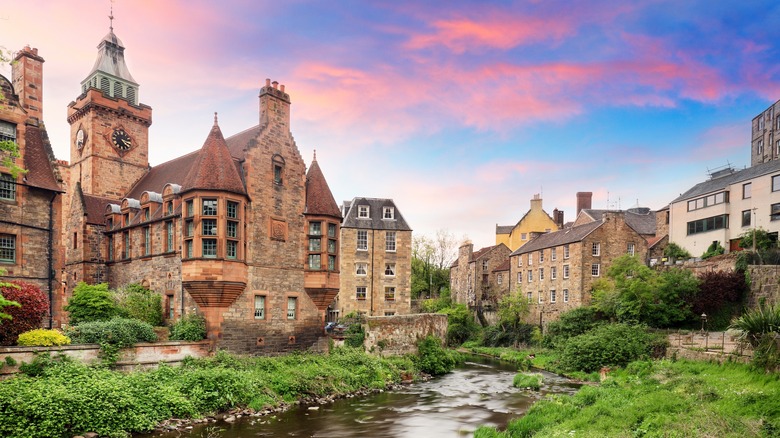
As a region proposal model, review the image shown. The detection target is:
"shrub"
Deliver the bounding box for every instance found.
[701,241,725,260]
[64,282,119,324]
[513,372,543,390]
[66,317,157,348]
[115,283,163,327]
[415,335,461,375]
[730,305,780,370]
[16,329,70,347]
[543,306,603,348]
[558,324,654,373]
[738,228,777,251]
[169,314,207,341]
[344,324,365,348]
[440,304,480,346]
[0,281,49,346]
[691,270,747,330]
[664,242,691,260]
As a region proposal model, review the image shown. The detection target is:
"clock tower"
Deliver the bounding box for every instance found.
[66,23,152,199]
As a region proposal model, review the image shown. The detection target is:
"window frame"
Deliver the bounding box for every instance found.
[358,205,370,218]
[384,263,396,276]
[592,242,600,256]
[254,295,266,320]
[356,262,367,276]
[386,231,397,252]
[384,286,396,301]
[383,206,395,220]
[0,234,15,263]
[357,230,368,250]
[742,210,752,227]
[356,286,367,300]
[202,199,217,216]
[0,173,16,201]
[592,263,600,277]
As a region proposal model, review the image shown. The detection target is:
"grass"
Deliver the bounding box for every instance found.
[512,372,543,390]
[462,344,599,381]
[475,358,780,437]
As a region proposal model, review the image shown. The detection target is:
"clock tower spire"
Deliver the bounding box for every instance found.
[66,14,152,199]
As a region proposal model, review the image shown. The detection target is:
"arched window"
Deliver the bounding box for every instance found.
[272,154,285,185]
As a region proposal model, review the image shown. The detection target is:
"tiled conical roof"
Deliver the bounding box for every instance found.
[305,151,341,218]
[182,114,246,195]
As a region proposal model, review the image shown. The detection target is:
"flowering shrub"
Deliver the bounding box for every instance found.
[0,281,49,346]
[16,329,71,347]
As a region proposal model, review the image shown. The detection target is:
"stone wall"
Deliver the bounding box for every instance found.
[363,313,447,356]
[678,252,738,274]
[747,264,780,308]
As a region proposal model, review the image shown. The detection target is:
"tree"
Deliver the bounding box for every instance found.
[411,229,458,299]
[0,47,26,177]
[64,282,120,324]
[739,228,777,252]
[663,242,691,260]
[0,281,49,345]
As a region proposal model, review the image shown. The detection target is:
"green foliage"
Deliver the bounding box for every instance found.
[729,305,780,371]
[739,228,778,251]
[664,242,691,260]
[419,288,452,313]
[16,329,71,347]
[701,240,725,259]
[0,281,49,346]
[512,372,542,390]
[115,283,163,327]
[542,306,603,349]
[480,290,535,347]
[439,303,480,346]
[66,317,156,365]
[64,282,120,324]
[692,270,747,330]
[558,323,656,372]
[169,314,207,341]
[344,323,365,348]
[0,291,20,322]
[5,356,16,366]
[415,335,462,375]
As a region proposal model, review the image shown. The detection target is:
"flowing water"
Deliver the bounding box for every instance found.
[144,355,581,438]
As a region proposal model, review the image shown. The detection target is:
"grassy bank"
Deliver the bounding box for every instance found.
[0,348,431,438]
[462,344,599,381]
[476,359,780,437]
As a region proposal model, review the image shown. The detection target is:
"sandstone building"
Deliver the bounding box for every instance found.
[334,198,413,318]
[751,99,780,167]
[449,242,511,309]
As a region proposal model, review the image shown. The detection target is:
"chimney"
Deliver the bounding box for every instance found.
[576,192,592,216]
[12,46,45,123]
[530,194,542,211]
[553,208,564,228]
[259,78,291,131]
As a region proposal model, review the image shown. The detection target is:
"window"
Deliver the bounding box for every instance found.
[227,221,238,238]
[384,286,396,301]
[0,174,16,201]
[308,254,321,270]
[773,175,780,192]
[743,183,752,199]
[0,121,16,143]
[550,290,557,303]
[166,221,174,252]
[143,227,150,255]
[202,219,217,236]
[539,251,544,263]
[687,191,728,211]
[627,243,635,256]
[687,215,729,235]
[521,233,527,240]
[202,239,217,258]
[124,232,130,259]
[108,235,114,261]
[166,295,174,320]
[227,240,237,259]
[309,221,321,235]
[538,291,543,303]
[356,287,367,300]
[742,210,751,227]
[551,247,557,261]
[309,237,321,252]
[759,117,766,130]
[254,295,266,319]
[328,255,336,270]
[563,264,569,279]
[185,240,193,258]
[517,256,522,267]
[202,199,217,216]
[383,206,394,219]
[356,263,367,275]
[287,297,297,320]
[385,263,396,276]
[772,203,780,221]
[564,245,570,259]
[227,201,238,219]
[166,202,173,215]
[528,253,533,265]
[592,263,600,277]
[592,243,600,256]
[358,205,370,218]
[357,230,368,250]
[384,311,396,316]
[186,220,194,237]
[143,208,150,220]
[539,268,544,281]
[758,139,764,155]
[386,232,396,252]
[517,272,522,283]
[186,200,194,217]
[527,292,532,303]
[328,223,337,238]
[563,289,569,302]
[527,270,532,282]
[551,267,557,280]
[0,235,15,263]
[274,165,283,185]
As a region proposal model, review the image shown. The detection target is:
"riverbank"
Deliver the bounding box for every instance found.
[0,348,428,438]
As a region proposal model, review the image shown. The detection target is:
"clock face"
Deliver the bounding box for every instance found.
[111,129,132,151]
[76,129,85,149]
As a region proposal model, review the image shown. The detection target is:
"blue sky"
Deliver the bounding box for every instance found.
[3,0,780,248]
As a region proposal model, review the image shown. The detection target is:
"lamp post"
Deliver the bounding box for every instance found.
[700,312,707,333]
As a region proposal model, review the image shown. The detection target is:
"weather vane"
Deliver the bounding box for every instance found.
[109,0,115,32]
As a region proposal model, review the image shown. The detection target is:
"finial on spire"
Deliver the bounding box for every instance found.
[109,0,115,32]
[313,149,317,161]
[214,112,219,125]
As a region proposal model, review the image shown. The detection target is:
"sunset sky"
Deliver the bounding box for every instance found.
[3,1,780,249]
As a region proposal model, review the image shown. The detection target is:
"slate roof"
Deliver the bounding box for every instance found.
[672,160,780,203]
[472,244,498,261]
[341,197,412,231]
[23,124,62,192]
[496,225,514,234]
[126,151,199,199]
[511,221,602,256]
[85,30,137,84]
[181,117,246,196]
[580,208,656,236]
[73,182,115,225]
[305,156,341,219]
[493,259,511,272]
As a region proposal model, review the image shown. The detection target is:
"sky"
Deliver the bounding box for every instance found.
[3,0,780,250]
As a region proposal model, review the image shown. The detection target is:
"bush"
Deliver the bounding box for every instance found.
[16,329,70,347]
[0,281,49,346]
[64,282,119,324]
[415,335,461,375]
[730,305,780,370]
[344,324,365,348]
[664,242,691,260]
[701,241,725,260]
[543,306,603,348]
[169,314,207,341]
[440,304,480,346]
[66,317,157,348]
[691,270,747,330]
[115,283,163,327]
[513,372,543,390]
[558,324,654,373]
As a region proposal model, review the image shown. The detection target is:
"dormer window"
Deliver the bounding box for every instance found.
[358,205,370,218]
[383,207,394,220]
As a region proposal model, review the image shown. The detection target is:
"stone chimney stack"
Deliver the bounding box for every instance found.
[12,46,45,123]
[259,78,291,131]
[530,194,542,211]
[576,192,592,216]
[552,208,564,228]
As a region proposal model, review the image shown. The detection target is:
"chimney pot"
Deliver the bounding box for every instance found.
[272,81,278,89]
[280,84,285,92]
[265,78,271,87]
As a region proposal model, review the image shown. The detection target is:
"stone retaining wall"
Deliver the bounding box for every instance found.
[363,313,447,356]
[747,264,780,308]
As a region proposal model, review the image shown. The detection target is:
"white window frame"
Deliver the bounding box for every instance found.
[382,206,394,220]
[357,230,368,250]
[550,289,556,303]
[287,296,297,320]
[384,263,396,276]
[563,289,569,303]
[592,242,600,256]
[254,295,266,320]
[385,231,396,252]
[539,250,544,263]
[538,291,543,303]
[356,263,367,276]
[539,268,544,281]
[497,273,503,284]
[356,286,367,300]
[551,266,557,280]
[627,243,635,256]
[358,205,370,218]
[592,263,600,277]
[563,264,570,279]
[527,270,532,283]
[551,247,557,261]
[563,244,570,259]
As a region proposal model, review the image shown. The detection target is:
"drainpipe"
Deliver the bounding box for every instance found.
[47,192,56,328]
[370,229,375,316]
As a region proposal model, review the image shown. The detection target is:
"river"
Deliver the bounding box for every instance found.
[143,355,581,437]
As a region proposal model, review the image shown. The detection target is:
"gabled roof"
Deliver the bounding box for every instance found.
[305,154,341,219]
[672,160,780,203]
[511,220,602,256]
[493,259,511,272]
[181,116,246,196]
[579,208,656,236]
[225,125,261,160]
[472,244,499,261]
[22,124,62,192]
[341,197,412,231]
[496,225,514,234]
[73,182,115,225]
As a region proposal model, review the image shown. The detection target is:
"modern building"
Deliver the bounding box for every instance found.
[495,194,561,251]
[450,242,511,309]
[334,198,413,318]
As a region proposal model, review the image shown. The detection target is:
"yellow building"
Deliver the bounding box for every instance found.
[496,194,561,251]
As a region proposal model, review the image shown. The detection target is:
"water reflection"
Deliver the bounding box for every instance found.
[142,355,581,438]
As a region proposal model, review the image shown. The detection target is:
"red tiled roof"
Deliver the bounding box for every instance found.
[493,259,511,272]
[305,156,341,218]
[127,151,198,199]
[83,193,116,225]
[471,244,497,262]
[225,124,261,159]
[23,124,62,192]
[181,118,246,196]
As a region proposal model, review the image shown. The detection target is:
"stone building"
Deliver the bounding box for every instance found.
[495,194,561,251]
[509,211,648,326]
[334,198,412,318]
[58,26,343,353]
[450,242,511,309]
[0,46,65,328]
[751,99,780,167]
